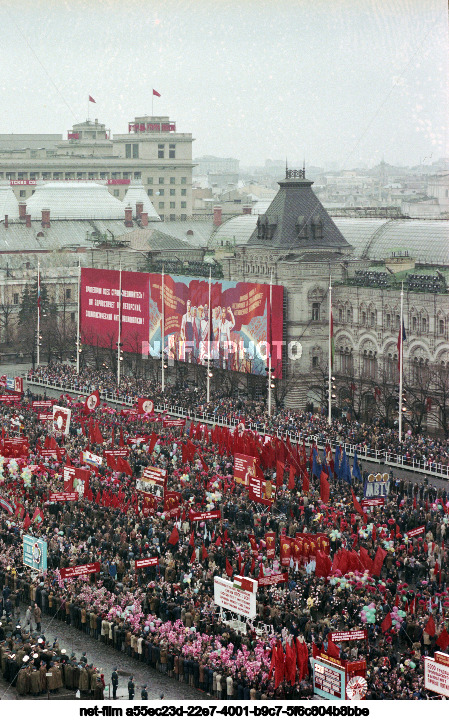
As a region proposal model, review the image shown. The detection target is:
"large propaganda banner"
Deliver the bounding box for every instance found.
[80,268,284,378]
[234,453,257,486]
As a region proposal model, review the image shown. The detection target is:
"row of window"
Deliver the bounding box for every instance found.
[10,287,72,305]
[157,202,187,209]
[125,143,176,159]
[2,172,189,183]
[146,189,187,196]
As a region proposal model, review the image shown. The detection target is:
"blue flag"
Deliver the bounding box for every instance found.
[341,450,352,484]
[352,450,362,482]
[312,447,321,478]
[334,445,341,479]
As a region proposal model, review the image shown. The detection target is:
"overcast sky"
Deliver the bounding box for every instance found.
[1,0,448,168]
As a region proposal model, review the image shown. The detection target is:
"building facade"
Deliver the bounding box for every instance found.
[0,115,194,220]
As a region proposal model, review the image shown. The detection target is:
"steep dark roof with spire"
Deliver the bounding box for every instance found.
[247,169,352,253]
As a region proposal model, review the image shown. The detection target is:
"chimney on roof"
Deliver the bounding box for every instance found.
[19,202,27,219]
[124,206,133,227]
[41,208,50,228]
[213,206,222,227]
[243,205,252,215]
[140,211,148,227]
[136,202,144,219]
[4,215,8,229]
[25,214,31,228]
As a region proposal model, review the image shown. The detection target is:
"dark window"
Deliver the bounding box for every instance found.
[181,201,186,208]
[159,177,164,184]
[125,143,131,158]
[312,356,318,367]
[169,144,175,158]
[13,293,19,305]
[158,144,165,159]
[71,312,75,321]
[170,189,175,196]
[132,143,139,158]
[170,177,176,184]
[181,189,187,196]
[159,189,164,196]
[65,288,71,299]
[19,190,26,197]
[181,177,187,184]
[170,214,176,221]
[147,177,153,184]
[147,189,153,196]
[312,302,320,321]
[439,319,445,334]
[170,202,175,209]
[159,202,164,209]
[181,214,187,221]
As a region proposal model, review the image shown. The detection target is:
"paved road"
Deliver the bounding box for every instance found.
[9,605,206,702]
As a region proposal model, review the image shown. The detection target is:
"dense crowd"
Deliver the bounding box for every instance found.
[0,370,446,700]
[29,363,449,468]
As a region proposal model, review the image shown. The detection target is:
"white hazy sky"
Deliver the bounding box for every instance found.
[1,0,448,168]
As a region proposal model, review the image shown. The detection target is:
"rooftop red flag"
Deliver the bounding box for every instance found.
[168,526,179,545]
[89,95,96,103]
[153,89,161,97]
[381,613,392,633]
[425,615,436,637]
[225,558,233,577]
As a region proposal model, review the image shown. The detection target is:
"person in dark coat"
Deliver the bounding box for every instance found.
[128,675,135,700]
[111,667,119,700]
[141,684,148,700]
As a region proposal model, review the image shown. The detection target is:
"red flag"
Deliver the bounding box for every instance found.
[84,390,100,412]
[372,525,377,543]
[119,427,124,447]
[215,536,222,547]
[381,613,392,633]
[351,488,367,523]
[437,628,449,651]
[190,548,196,564]
[148,432,158,455]
[89,95,96,103]
[302,470,310,494]
[138,398,154,415]
[288,465,295,490]
[312,642,320,658]
[327,639,340,658]
[117,456,133,476]
[168,527,179,545]
[153,89,161,97]
[285,641,296,684]
[425,615,436,637]
[274,642,285,689]
[94,423,104,445]
[320,470,329,503]
[189,530,194,547]
[23,512,31,532]
[296,639,309,680]
[276,461,285,487]
[372,547,387,577]
[201,543,208,561]
[225,558,233,577]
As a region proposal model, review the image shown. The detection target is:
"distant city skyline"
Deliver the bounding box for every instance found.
[1,0,448,169]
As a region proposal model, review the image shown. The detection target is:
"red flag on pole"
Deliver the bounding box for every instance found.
[225,558,233,577]
[190,548,196,564]
[381,613,392,633]
[168,527,179,545]
[89,95,96,103]
[153,89,161,97]
[425,615,436,637]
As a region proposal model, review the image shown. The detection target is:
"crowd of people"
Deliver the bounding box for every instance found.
[29,363,449,468]
[0,365,445,700]
[0,609,105,698]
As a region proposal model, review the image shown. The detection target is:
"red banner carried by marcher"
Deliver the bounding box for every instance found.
[163,492,182,518]
[265,532,276,559]
[60,562,100,579]
[135,557,159,570]
[63,466,90,495]
[234,453,257,487]
[189,509,221,522]
[257,572,289,587]
[248,475,274,506]
[407,525,425,538]
[280,536,293,566]
[84,390,100,412]
[137,398,154,415]
[162,418,186,427]
[50,492,78,502]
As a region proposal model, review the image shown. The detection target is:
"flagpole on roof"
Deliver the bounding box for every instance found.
[161,265,165,392]
[206,266,212,404]
[328,274,332,426]
[117,260,122,388]
[398,280,404,443]
[76,260,81,374]
[37,260,40,368]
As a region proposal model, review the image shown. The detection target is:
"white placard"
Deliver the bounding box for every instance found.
[213,576,256,619]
